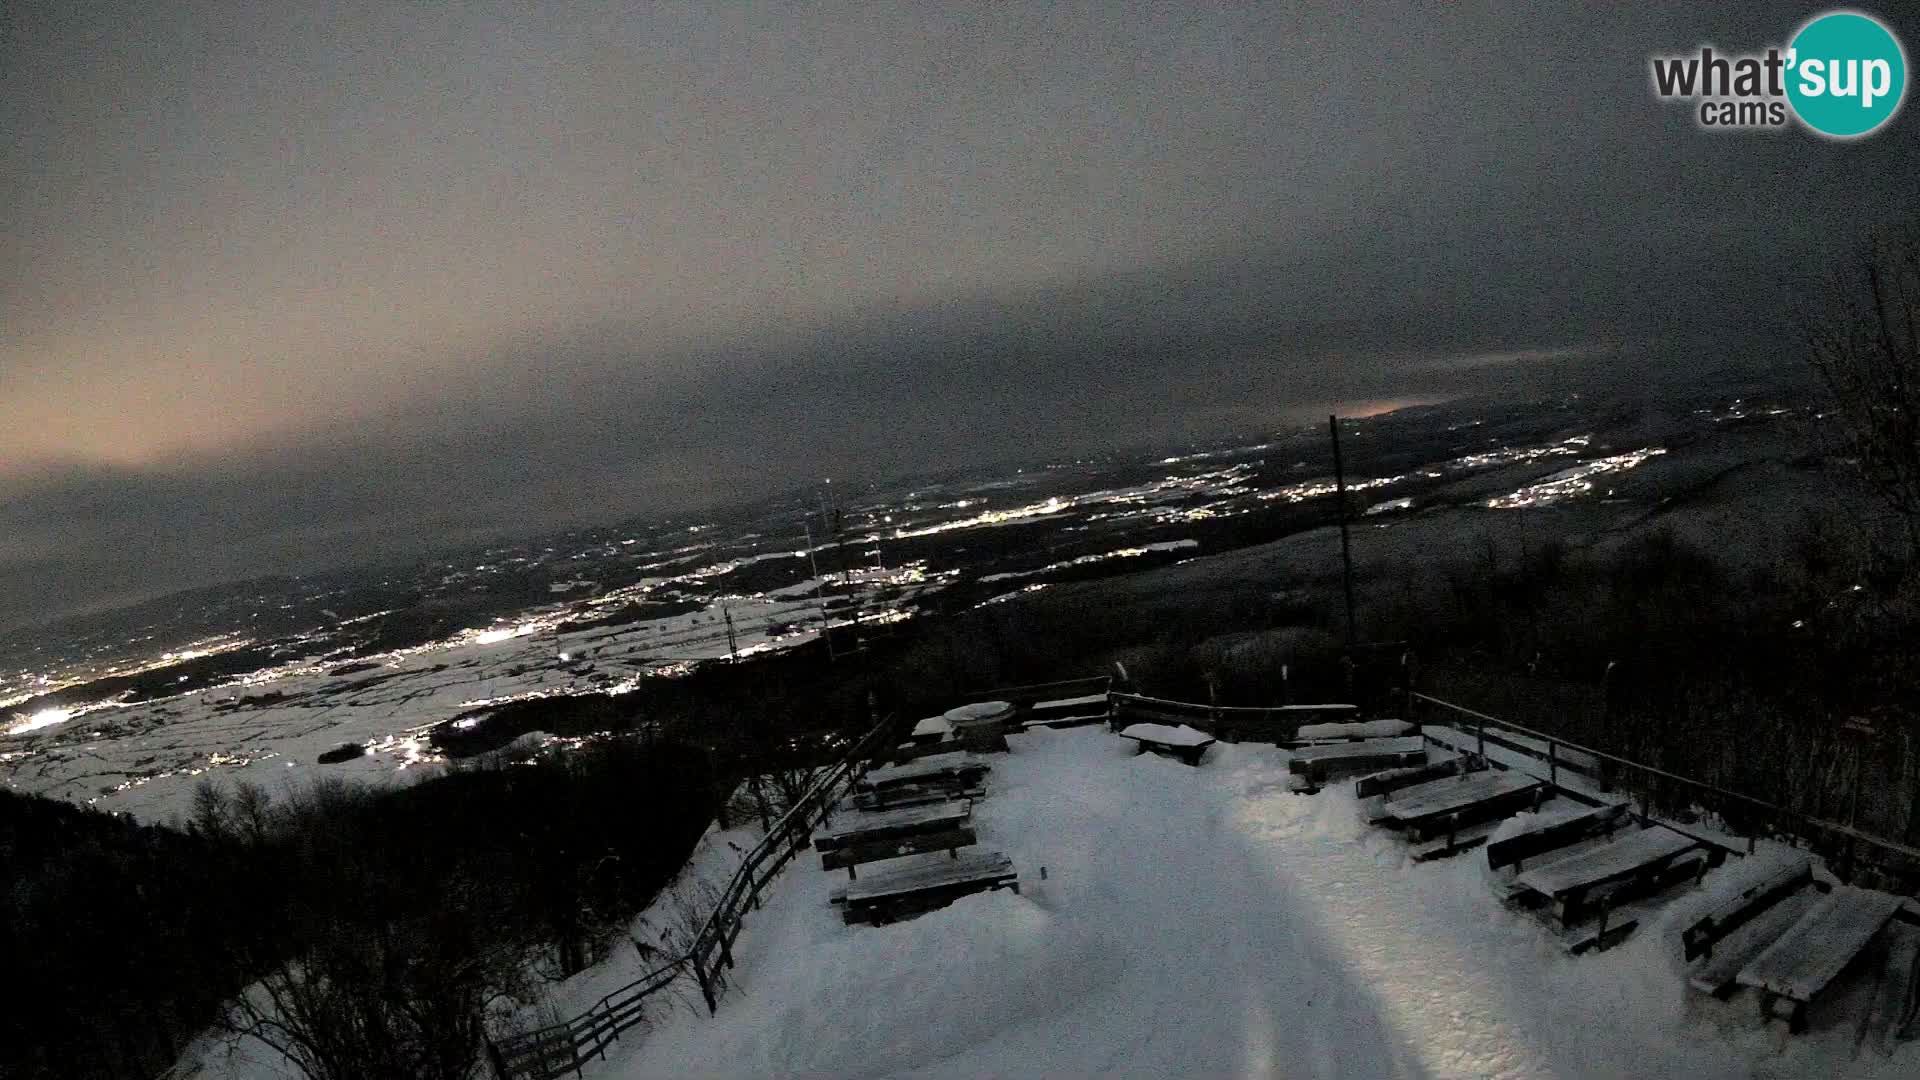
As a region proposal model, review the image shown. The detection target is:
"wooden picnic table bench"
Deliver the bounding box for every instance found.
[820,827,979,878]
[1117,723,1217,765]
[854,779,985,811]
[857,752,991,794]
[1736,886,1908,1032]
[1511,825,1706,928]
[1486,802,1630,872]
[1679,852,1814,962]
[829,850,1019,925]
[1293,718,1414,743]
[1381,768,1547,842]
[814,801,971,853]
[1356,757,1462,800]
[1288,736,1426,782]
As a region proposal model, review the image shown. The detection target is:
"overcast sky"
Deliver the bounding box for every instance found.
[1,2,1914,630]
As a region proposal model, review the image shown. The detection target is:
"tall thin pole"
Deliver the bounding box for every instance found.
[1329,415,1356,649]
[803,521,836,662]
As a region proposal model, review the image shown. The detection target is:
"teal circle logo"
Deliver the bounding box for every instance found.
[1786,11,1907,137]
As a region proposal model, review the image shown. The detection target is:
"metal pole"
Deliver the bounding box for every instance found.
[803,521,835,662]
[1329,415,1357,649]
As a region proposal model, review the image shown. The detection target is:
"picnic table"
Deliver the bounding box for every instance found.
[1117,723,1217,765]
[1486,802,1630,872]
[858,752,991,794]
[815,801,971,852]
[816,801,978,879]
[830,850,1019,925]
[1736,886,1907,1032]
[854,778,984,811]
[1288,736,1426,782]
[1511,825,1703,927]
[1381,768,1546,841]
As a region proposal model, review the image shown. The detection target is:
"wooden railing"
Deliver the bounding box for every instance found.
[1109,691,1357,741]
[956,675,1111,709]
[1411,692,1920,885]
[488,711,906,1079]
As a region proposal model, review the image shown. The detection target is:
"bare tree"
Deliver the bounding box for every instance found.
[1804,223,1920,556]
[219,872,527,1080]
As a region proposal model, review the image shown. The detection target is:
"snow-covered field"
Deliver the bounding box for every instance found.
[601,727,1917,1079]
[0,590,881,823]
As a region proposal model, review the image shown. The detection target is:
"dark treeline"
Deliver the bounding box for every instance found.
[3,733,740,1080]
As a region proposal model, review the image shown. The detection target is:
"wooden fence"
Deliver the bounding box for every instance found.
[1109,692,1359,743]
[488,710,907,1079]
[1411,692,1920,890]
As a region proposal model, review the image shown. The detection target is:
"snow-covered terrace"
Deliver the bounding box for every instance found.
[588,726,1919,1079]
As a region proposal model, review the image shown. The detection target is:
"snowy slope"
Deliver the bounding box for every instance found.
[607,727,1919,1080]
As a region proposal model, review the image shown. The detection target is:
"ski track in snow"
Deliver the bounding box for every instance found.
[609,728,1920,1080]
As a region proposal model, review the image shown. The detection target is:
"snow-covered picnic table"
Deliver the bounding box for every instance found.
[1736,886,1908,1031]
[1118,723,1216,765]
[858,752,991,793]
[829,850,1019,924]
[1380,768,1546,840]
[815,801,978,878]
[1511,825,1703,925]
[815,801,972,852]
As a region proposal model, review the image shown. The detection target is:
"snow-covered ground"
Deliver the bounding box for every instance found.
[603,727,1918,1079]
[0,587,904,823]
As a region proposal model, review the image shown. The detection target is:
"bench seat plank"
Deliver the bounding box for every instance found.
[1289,736,1427,775]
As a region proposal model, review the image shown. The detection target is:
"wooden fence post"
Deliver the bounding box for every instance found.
[691,949,718,1015]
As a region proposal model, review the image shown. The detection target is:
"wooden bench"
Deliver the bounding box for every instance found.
[1511,825,1706,930]
[1486,802,1630,872]
[1679,852,1814,962]
[820,827,978,878]
[1688,888,1824,999]
[854,780,985,811]
[1736,886,1907,1033]
[1293,718,1414,743]
[857,752,992,795]
[815,801,971,855]
[1381,768,1547,842]
[1117,723,1217,765]
[829,850,1019,925]
[1289,736,1426,783]
[1027,692,1111,728]
[1356,757,1462,800]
